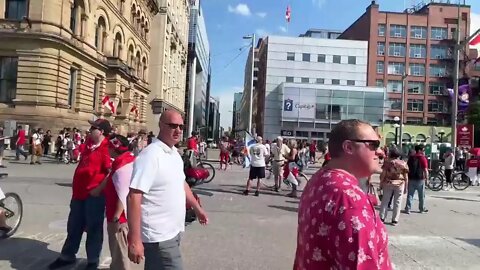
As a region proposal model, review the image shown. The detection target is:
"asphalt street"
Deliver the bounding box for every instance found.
[0,153,479,270]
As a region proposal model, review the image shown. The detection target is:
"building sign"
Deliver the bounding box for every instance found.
[284,99,293,111]
[456,124,474,148]
[281,87,316,120]
[281,130,294,137]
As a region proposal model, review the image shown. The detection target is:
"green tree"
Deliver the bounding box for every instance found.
[467,100,480,147]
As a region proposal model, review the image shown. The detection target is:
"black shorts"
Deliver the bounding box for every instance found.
[249,166,265,179]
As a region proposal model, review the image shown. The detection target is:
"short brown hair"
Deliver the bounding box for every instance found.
[328,119,371,158]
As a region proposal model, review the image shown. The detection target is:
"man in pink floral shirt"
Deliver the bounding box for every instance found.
[294,119,392,270]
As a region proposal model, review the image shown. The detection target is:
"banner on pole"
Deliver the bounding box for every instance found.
[456,124,474,148]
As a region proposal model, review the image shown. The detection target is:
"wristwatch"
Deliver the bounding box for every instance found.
[113,217,120,223]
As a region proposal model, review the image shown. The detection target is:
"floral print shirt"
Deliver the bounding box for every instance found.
[294,168,392,270]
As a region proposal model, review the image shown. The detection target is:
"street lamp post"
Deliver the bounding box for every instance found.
[393,116,400,146]
[439,129,445,143]
[243,33,255,135]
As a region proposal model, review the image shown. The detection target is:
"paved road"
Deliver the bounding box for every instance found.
[0,157,479,269]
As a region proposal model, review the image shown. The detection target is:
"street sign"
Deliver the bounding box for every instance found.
[281,130,293,137]
[283,99,293,111]
[456,124,474,148]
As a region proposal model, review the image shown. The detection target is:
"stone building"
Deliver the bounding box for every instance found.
[146,0,189,133]
[0,0,159,134]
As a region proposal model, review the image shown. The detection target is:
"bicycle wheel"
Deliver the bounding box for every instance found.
[452,172,470,190]
[427,174,444,191]
[197,162,215,183]
[0,192,23,238]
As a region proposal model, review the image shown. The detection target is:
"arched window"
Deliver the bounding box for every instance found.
[416,134,427,143]
[142,57,147,80]
[130,5,136,25]
[70,0,85,35]
[402,133,412,143]
[127,45,134,66]
[141,16,145,38]
[95,17,106,52]
[5,0,28,20]
[144,21,149,41]
[136,11,141,31]
[135,52,141,77]
[113,32,122,58]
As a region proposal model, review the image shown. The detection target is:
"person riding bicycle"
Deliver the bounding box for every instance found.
[0,186,11,234]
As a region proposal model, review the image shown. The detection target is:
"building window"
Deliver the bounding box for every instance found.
[5,0,28,20]
[131,4,136,25]
[142,57,147,80]
[378,24,386,36]
[95,17,107,52]
[410,44,426,58]
[376,61,384,74]
[427,118,438,125]
[113,32,122,58]
[347,80,355,86]
[387,62,405,75]
[301,77,309,83]
[348,56,356,65]
[431,27,448,40]
[377,42,385,56]
[387,80,402,93]
[286,76,294,83]
[428,100,447,112]
[431,45,449,59]
[388,43,406,57]
[406,117,423,125]
[68,68,77,108]
[333,55,341,64]
[317,54,326,62]
[429,82,446,95]
[408,81,425,94]
[332,79,340,85]
[390,24,407,38]
[316,78,324,84]
[93,78,99,110]
[430,64,447,77]
[302,53,310,62]
[407,99,424,112]
[410,26,427,39]
[0,57,18,103]
[389,98,402,110]
[376,79,384,87]
[69,0,85,35]
[287,52,295,61]
[409,63,425,76]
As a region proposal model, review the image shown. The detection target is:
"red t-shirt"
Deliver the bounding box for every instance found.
[72,138,111,200]
[105,152,135,224]
[17,130,26,145]
[309,143,316,152]
[187,137,198,152]
[413,153,428,169]
[294,168,392,270]
[466,158,479,168]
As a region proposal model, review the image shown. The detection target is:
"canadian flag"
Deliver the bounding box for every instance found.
[285,5,291,23]
[102,96,116,114]
[470,34,480,46]
[130,105,139,117]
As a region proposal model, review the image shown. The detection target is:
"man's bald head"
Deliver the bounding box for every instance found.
[159,109,183,124]
[158,110,184,147]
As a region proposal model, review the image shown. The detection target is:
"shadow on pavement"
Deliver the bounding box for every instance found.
[457,238,480,248]
[0,237,60,269]
[56,182,72,188]
[430,195,480,203]
[285,200,299,204]
[192,189,214,197]
[268,205,298,213]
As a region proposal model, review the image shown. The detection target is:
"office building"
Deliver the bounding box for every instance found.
[232,92,243,132]
[0,0,159,133]
[339,0,471,126]
[184,0,211,137]
[147,0,189,133]
[239,46,259,135]
[207,96,220,141]
[299,29,342,39]
[250,35,385,140]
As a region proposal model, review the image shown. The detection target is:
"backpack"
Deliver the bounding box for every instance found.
[407,156,424,180]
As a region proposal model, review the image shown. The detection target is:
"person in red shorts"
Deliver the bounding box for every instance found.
[49,119,112,270]
[219,136,230,170]
[294,119,391,270]
[186,131,199,154]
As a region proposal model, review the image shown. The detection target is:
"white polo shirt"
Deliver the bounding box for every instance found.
[130,138,186,243]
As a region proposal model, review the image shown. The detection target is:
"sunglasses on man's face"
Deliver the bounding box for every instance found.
[348,139,381,150]
[164,123,184,130]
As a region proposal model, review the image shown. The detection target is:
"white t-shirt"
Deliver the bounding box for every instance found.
[129,138,186,243]
[265,143,271,155]
[32,133,42,146]
[250,143,268,167]
[444,154,455,170]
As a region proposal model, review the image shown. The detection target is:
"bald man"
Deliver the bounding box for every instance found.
[127,110,208,270]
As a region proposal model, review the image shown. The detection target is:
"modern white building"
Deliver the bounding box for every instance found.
[248,35,386,140]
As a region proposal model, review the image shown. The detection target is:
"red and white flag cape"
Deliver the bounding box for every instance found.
[470,33,480,46]
[285,5,291,23]
[130,105,139,117]
[102,96,116,114]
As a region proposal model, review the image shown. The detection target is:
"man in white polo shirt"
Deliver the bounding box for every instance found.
[127,110,208,270]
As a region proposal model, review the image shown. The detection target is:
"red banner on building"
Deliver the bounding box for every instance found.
[457,124,474,148]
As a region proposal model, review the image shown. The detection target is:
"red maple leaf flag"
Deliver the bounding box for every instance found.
[130,105,139,117]
[470,33,480,46]
[285,5,291,23]
[102,96,116,114]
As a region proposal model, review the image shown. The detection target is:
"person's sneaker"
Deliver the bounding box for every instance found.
[254,191,259,197]
[48,258,76,270]
[392,221,398,226]
[84,262,98,270]
[242,190,249,196]
[420,209,429,213]
[274,187,279,192]
[0,165,6,168]
[380,218,385,223]
[30,162,35,165]
[403,209,410,214]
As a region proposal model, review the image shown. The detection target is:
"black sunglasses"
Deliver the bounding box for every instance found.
[349,139,381,150]
[164,123,184,130]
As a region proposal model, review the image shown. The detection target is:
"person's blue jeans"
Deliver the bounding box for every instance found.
[15,145,27,159]
[60,195,105,264]
[405,180,426,212]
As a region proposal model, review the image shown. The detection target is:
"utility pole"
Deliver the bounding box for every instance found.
[243,33,255,135]
[451,2,461,152]
[400,72,407,149]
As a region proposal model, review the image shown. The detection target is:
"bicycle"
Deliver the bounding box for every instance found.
[451,171,471,190]
[195,155,215,184]
[0,175,23,239]
[427,165,445,191]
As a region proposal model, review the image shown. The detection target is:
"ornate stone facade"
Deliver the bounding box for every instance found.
[0,0,158,134]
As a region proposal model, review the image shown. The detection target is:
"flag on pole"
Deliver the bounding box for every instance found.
[285,5,291,23]
[102,96,116,114]
[243,131,256,168]
[130,105,139,117]
[470,33,480,46]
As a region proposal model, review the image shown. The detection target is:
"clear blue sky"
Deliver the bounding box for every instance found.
[200,0,480,128]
